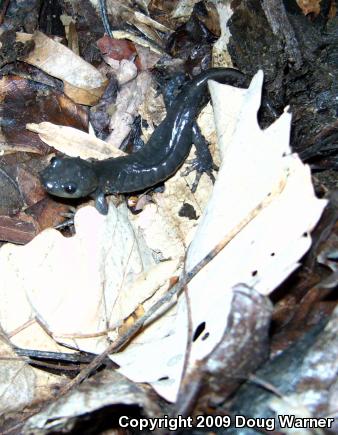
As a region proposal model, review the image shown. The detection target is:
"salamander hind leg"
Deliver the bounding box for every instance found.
[181,121,219,192]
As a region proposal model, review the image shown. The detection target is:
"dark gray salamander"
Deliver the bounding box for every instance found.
[40,68,246,214]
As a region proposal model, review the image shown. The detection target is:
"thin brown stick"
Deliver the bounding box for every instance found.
[248,374,282,397]
[59,181,284,397]
[8,319,35,338]
[0,0,10,25]
[54,330,112,339]
[28,357,85,372]
[179,285,193,386]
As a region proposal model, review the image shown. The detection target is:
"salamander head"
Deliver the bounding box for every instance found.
[40,156,99,199]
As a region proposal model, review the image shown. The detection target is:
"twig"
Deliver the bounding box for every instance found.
[98,0,112,37]
[59,180,284,397]
[177,283,193,392]
[0,0,10,25]
[23,357,86,372]
[13,347,98,364]
[248,374,282,397]
[262,0,302,69]
[8,319,36,338]
[1,349,105,372]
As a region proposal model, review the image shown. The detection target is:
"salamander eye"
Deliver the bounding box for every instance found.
[64,183,77,194]
[50,157,62,168]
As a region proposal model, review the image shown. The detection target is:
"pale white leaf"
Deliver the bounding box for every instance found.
[21,32,107,105]
[27,122,126,159]
[0,204,155,354]
[110,71,326,402]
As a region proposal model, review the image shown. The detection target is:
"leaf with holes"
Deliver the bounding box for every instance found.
[0,71,327,406]
[109,71,327,401]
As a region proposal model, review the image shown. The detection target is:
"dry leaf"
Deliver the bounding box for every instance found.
[21,32,108,105]
[23,370,161,432]
[0,203,180,356]
[97,36,138,62]
[110,72,326,401]
[0,335,63,417]
[212,2,234,67]
[171,0,200,20]
[0,215,38,244]
[107,30,164,55]
[0,72,327,404]
[0,338,36,415]
[27,122,126,159]
[296,0,321,16]
[0,75,87,154]
[107,71,153,148]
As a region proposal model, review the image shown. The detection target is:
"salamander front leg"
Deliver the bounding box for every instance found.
[182,121,219,192]
[93,191,109,215]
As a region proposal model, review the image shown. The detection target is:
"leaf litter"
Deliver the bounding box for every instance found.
[0,1,336,430]
[20,31,108,105]
[0,69,327,421]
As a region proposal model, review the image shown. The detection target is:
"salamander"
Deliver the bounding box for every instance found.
[40,68,246,215]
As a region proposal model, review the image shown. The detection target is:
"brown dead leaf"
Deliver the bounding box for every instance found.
[148,0,181,28]
[0,214,38,244]
[118,305,145,336]
[107,71,153,148]
[17,166,46,207]
[25,197,73,232]
[135,44,162,70]
[0,166,24,215]
[176,285,272,414]
[0,151,71,242]
[89,76,119,138]
[271,191,338,355]
[0,75,88,154]
[23,370,163,432]
[229,305,338,425]
[198,1,221,36]
[296,0,321,16]
[97,35,138,62]
[0,151,46,215]
[97,35,148,74]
